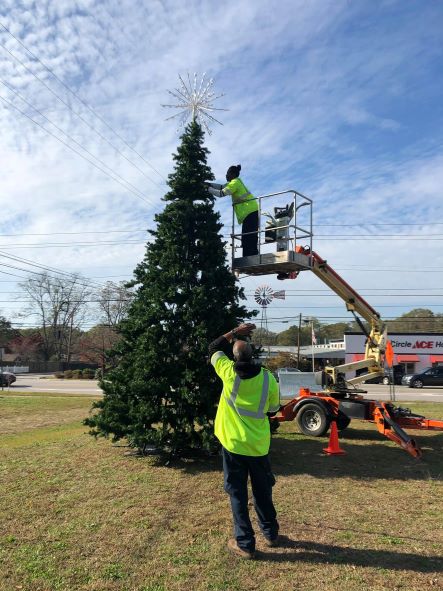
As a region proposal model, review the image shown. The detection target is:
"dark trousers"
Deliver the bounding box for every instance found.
[241,210,259,256]
[222,447,279,552]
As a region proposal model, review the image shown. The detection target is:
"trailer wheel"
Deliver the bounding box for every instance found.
[296,403,330,437]
[336,411,351,431]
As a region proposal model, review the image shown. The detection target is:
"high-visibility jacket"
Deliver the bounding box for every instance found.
[211,351,280,456]
[223,178,258,224]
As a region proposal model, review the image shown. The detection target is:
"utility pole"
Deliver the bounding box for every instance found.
[311,318,315,373]
[66,311,74,363]
[297,313,302,368]
[302,317,316,373]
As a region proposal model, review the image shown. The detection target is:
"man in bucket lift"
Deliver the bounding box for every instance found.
[206,165,259,256]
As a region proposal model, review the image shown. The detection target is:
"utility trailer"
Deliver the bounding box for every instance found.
[230,190,443,458]
[271,387,443,459]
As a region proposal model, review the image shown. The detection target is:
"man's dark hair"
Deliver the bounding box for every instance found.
[226,164,241,182]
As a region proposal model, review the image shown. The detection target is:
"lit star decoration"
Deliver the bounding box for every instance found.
[162,73,228,134]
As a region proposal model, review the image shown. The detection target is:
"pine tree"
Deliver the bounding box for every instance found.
[85,121,252,455]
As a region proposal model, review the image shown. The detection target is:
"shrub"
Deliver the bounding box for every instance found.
[64,370,73,379]
[54,372,64,379]
[82,369,94,380]
[71,369,82,379]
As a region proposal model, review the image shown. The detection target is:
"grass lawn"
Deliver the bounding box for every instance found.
[1,391,442,591]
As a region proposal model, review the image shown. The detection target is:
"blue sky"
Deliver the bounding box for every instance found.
[0,0,442,332]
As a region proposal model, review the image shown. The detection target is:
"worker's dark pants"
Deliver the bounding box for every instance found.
[222,447,279,552]
[241,211,259,257]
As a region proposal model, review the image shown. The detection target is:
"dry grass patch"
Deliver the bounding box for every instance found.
[0,392,101,435]
[0,396,442,591]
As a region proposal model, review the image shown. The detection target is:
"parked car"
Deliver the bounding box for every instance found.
[0,371,16,386]
[380,364,405,385]
[402,366,443,388]
[357,364,404,385]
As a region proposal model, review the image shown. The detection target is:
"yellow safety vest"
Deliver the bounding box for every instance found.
[211,351,280,456]
[223,177,258,224]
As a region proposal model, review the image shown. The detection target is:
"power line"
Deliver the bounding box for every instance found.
[247,288,443,292]
[0,240,149,249]
[0,236,442,251]
[0,269,28,279]
[0,262,98,288]
[0,229,147,237]
[314,222,443,227]
[3,223,443,238]
[2,288,443,295]
[0,299,133,304]
[1,295,441,305]
[0,77,156,207]
[315,237,443,241]
[9,317,443,329]
[0,251,105,289]
[245,293,443,298]
[264,315,443,321]
[315,234,443,238]
[0,32,163,189]
[6,321,116,328]
[0,21,167,183]
[0,94,154,208]
[246,305,443,309]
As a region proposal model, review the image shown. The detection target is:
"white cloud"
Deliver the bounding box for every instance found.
[0,0,442,328]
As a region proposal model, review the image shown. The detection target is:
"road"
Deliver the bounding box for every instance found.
[10,375,102,395]
[358,383,443,403]
[6,374,443,402]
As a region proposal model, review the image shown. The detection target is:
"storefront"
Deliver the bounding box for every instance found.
[345,332,443,374]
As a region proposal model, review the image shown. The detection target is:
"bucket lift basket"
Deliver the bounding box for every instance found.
[231,189,314,276]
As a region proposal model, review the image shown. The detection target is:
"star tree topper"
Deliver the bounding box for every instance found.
[162,73,228,134]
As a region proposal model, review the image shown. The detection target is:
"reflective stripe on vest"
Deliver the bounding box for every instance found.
[232,191,253,204]
[225,371,270,419]
[211,351,225,366]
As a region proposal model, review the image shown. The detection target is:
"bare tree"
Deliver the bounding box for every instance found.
[19,273,92,361]
[96,281,133,327]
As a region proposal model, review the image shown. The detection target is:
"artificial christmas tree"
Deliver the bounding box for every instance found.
[85,121,253,456]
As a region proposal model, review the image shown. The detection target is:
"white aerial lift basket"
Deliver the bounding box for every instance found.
[231,189,314,277]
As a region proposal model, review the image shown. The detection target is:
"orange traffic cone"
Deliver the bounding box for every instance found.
[323,421,346,455]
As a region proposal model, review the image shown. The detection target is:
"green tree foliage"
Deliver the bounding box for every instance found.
[276,323,318,346]
[0,316,18,347]
[276,325,299,346]
[318,322,351,342]
[85,121,251,456]
[386,309,443,333]
[253,328,277,346]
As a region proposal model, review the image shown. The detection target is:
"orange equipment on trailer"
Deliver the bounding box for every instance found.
[230,192,443,457]
[274,386,443,459]
[270,247,443,458]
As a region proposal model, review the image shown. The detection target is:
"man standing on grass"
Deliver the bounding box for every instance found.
[209,323,281,559]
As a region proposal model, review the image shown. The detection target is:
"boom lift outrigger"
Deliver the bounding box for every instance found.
[231,190,443,458]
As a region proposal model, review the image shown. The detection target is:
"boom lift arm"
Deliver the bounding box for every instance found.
[296,247,386,391]
[230,192,443,457]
